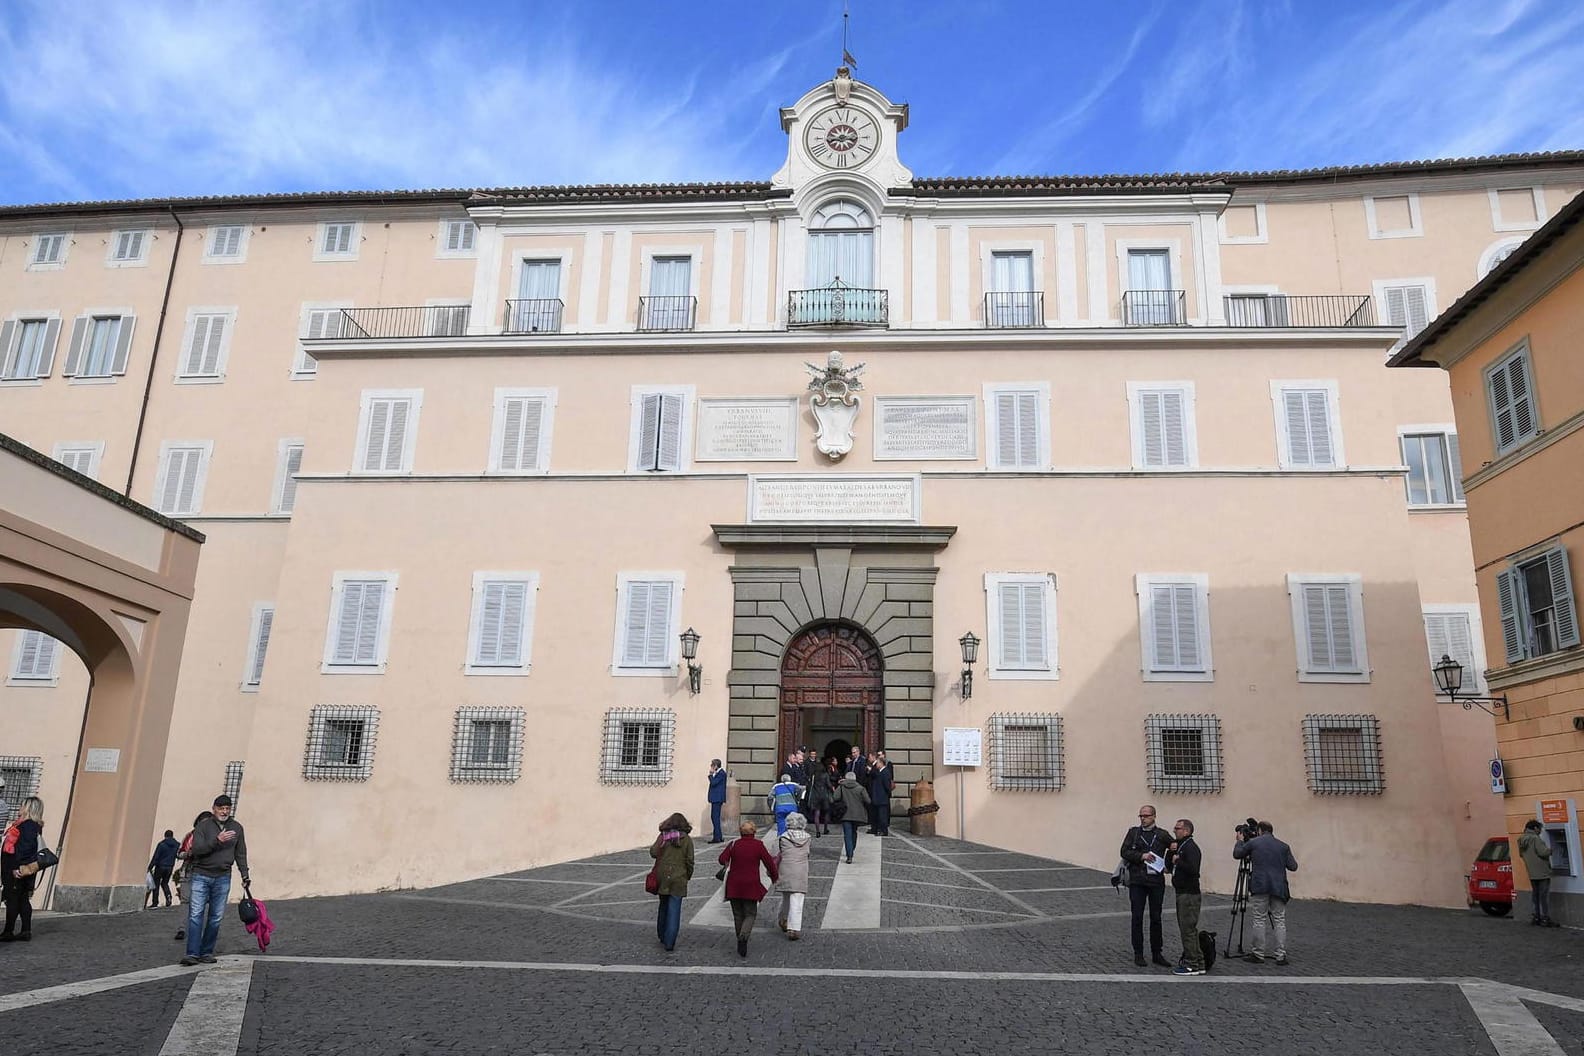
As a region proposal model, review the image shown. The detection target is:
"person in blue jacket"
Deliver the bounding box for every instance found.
[147,829,182,909]
[706,760,728,844]
[768,774,801,835]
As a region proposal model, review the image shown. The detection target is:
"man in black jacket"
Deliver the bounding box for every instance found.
[1119,805,1173,967]
[180,794,250,966]
[1168,819,1204,975]
[147,829,181,909]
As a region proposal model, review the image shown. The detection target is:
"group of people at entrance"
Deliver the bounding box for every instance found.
[765,746,895,849]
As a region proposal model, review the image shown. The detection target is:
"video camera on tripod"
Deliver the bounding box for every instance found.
[1226,817,1260,957]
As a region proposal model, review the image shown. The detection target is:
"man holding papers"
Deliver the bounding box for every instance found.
[1119,805,1174,967]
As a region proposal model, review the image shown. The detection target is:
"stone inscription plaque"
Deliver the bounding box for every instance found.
[874,396,977,460]
[697,398,797,461]
[748,475,921,523]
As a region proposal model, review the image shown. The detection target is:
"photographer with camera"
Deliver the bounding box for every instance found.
[1119,805,1173,968]
[1231,820,1298,965]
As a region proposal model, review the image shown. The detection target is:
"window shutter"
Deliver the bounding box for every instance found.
[1304,391,1334,465]
[175,450,202,514]
[247,608,274,686]
[332,583,365,663]
[998,582,1047,668]
[362,399,410,472]
[36,318,60,377]
[1495,569,1524,662]
[1546,548,1580,650]
[1149,583,1202,670]
[184,316,226,375]
[1283,390,1333,467]
[476,581,527,665]
[16,631,39,677]
[1424,612,1476,685]
[656,394,683,471]
[111,315,135,374]
[1138,390,1187,467]
[352,581,386,664]
[1508,356,1537,442]
[59,448,95,475]
[1404,286,1429,336]
[1446,434,1465,503]
[157,448,202,514]
[636,393,662,471]
[621,581,673,666]
[0,322,13,373]
[278,444,303,512]
[63,316,88,376]
[497,397,543,471]
[1302,583,1356,672]
[1139,392,1165,467]
[995,391,1039,468]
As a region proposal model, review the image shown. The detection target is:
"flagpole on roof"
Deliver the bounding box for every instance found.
[842,0,857,68]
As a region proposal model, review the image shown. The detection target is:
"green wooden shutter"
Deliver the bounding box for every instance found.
[1546,548,1580,650]
[1496,568,1524,662]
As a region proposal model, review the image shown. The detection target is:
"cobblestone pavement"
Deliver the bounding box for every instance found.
[2,831,1582,1055]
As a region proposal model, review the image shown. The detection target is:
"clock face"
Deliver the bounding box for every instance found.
[804,106,880,169]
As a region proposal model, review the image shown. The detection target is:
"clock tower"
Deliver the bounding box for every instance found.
[773,68,913,193]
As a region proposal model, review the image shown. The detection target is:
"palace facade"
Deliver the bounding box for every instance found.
[2,72,1581,908]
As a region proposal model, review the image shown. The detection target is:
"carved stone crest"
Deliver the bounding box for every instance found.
[805,350,865,460]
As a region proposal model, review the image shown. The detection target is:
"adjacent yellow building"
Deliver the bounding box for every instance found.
[2,72,1581,908]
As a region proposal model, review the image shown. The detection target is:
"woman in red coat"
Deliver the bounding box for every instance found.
[719,819,779,958]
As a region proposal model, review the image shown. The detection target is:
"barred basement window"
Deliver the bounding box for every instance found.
[600,708,675,785]
[451,707,525,783]
[1302,715,1384,794]
[0,756,42,825]
[223,761,245,813]
[1144,714,1223,794]
[303,705,380,780]
[988,713,1064,791]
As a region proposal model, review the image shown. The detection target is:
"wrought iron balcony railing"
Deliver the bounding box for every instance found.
[339,305,471,339]
[984,291,1045,328]
[504,298,565,334]
[637,295,697,332]
[1121,290,1187,327]
[1223,294,1376,328]
[787,279,889,328]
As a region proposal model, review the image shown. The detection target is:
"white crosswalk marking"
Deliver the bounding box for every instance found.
[158,958,254,1056]
[821,831,882,929]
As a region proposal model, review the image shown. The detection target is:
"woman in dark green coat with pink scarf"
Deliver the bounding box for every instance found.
[650,812,695,952]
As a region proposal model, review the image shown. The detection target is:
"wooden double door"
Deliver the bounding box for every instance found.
[779,623,883,772]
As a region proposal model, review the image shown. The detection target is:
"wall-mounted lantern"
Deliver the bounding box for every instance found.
[1432,654,1508,720]
[959,631,980,699]
[680,627,702,694]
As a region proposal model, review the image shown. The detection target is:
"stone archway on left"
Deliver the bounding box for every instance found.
[0,434,202,911]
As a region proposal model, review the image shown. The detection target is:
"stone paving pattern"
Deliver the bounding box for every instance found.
[1,831,1582,1054]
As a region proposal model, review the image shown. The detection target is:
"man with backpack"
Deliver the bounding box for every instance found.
[180,794,250,966]
[1168,818,1205,975]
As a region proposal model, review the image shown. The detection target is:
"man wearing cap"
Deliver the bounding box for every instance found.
[180,794,249,967]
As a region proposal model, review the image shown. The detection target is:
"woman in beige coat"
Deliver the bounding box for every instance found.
[777,813,813,939]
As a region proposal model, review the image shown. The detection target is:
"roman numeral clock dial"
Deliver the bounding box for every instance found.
[804,106,880,170]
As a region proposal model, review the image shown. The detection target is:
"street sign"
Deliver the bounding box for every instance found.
[942,727,982,768]
[1489,758,1506,794]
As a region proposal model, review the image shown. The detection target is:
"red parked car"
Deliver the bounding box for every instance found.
[1468,835,1515,916]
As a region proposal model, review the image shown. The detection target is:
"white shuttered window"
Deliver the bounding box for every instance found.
[316,222,359,259]
[1128,383,1196,469]
[153,442,211,515]
[242,604,274,690]
[985,573,1058,679]
[613,574,683,672]
[272,441,304,514]
[0,317,62,380]
[489,389,555,473]
[1289,574,1369,682]
[1137,575,1212,680]
[1382,284,1430,339]
[355,389,422,473]
[1423,608,1482,693]
[323,574,396,671]
[9,631,61,683]
[467,573,538,673]
[178,310,233,379]
[985,383,1048,470]
[630,387,691,473]
[52,443,103,479]
[1272,381,1342,469]
[65,314,134,378]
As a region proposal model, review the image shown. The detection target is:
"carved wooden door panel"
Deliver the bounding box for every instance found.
[779,624,884,763]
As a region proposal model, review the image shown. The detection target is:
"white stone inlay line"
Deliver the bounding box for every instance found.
[1459,982,1566,1056]
[158,958,254,1056]
[0,962,200,1012]
[822,831,882,929]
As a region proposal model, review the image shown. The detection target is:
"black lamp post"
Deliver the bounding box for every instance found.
[679,627,702,694]
[1432,654,1509,720]
[959,632,980,699]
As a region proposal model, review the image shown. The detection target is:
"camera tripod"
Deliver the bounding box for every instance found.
[1225,853,1253,957]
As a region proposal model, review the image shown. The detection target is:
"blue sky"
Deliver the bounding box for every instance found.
[1,0,1582,206]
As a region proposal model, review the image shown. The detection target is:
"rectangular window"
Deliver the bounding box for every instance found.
[323,573,397,672]
[630,387,691,472]
[467,572,538,674]
[1400,431,1464,506]
[440,219,478,256]
[52,442,103,480]
[613,574,683,672]
[1272,381,1342,469]
[985,383,1048,470]
[1127,383,1196,469]
[9,631,61,684]
[205,224,246,261]
[0,758,42,824]
[178,310,234,379]
[988,251,1037,326]
[600,708,676,784]
[1424,608,1482,693]
[303,705,380,780]
[223,761,244,814]
[450,707,525,782]
[1498,547,1580,663]
[1225,293,1290,327]
[296,305,347,375]
[511,259,564,332]
[425,303,470,336]
[65,313,134,379]
[1302,715,1384,794]
[242,604,274,691]
[1144,714,1223,794]
[30,232,67,268]
[0,317,62,380]
[108,229,149,265]
[1380,283,1431,339]
[488,389,554,473]
[988,713,1064,791]
[316,221,359,260]
[355,389,422,474]
[1136,574,1212,680]
[1125,248,1176,325]
[642,257,694,330]
[272,441,304,515]
[1289,574,1370,682]
[153,442,212,516]
[984,573,1058,679]
[1486,342,1540,456]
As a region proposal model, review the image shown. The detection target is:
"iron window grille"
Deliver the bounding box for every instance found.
[600,708,675,785]
[0,756,42,825]
[1144,714,1224,794]
[1302,715,1385,794]
[302,705,380,781]
[223,761,245,814]
[988,713,1064,791]
[450,707,525,783]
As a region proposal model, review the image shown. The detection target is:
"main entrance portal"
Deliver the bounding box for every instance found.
[779,624,883,771]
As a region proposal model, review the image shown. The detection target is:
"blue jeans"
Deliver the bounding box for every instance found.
[710,802,723,842]
[655,895,682,949]
[186,872,231,958]
[775,809,793,835]
[842,820,859,859]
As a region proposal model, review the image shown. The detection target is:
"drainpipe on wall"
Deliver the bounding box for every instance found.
[125,208,185,498]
